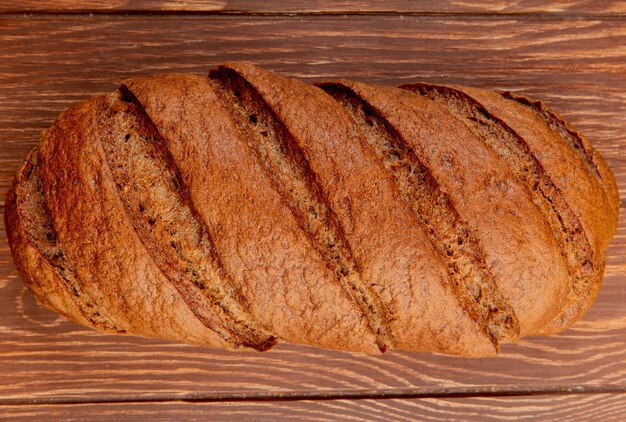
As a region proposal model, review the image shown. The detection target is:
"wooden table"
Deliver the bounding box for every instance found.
[1,1,625,420]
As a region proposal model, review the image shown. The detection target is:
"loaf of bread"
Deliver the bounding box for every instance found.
[5,63,619,356]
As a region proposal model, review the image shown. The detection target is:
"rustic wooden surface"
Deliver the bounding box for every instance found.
[2,0,626,14]
[1,1,625,420]
[2,393,626,421]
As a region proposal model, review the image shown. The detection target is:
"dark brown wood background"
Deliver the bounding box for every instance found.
[1,1,625,420]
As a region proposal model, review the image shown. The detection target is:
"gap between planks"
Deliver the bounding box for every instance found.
[1,385,625,406]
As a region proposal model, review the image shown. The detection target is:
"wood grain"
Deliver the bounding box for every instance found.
[0,8,625,417]
[2,0,626,14]
[2,393,625,421]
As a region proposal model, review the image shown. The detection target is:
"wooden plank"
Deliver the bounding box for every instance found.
[0,15,625,402]
[2,393,625,421]
[1,0,626,14]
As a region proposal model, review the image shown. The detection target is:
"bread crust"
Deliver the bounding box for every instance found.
[447,87,616,333]
[122,73,379,353]
[501,91,620,220]
[342,82,570,337]
[4,63,618,356]
[224,62,497,356]
[37,96,233,348]
[5,149,91,327]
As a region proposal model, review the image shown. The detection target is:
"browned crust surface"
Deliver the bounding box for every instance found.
[4,62,619,356]
[320,82,519,344]
[4,149,91,327]
[340,81,570,337]
[123,73,379,353]
[444,86,616,333]
[99,90,276,350]
[36,95,233,348]
[501,91,620,220]
[223,62,496,356]
[400,83,597,336]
